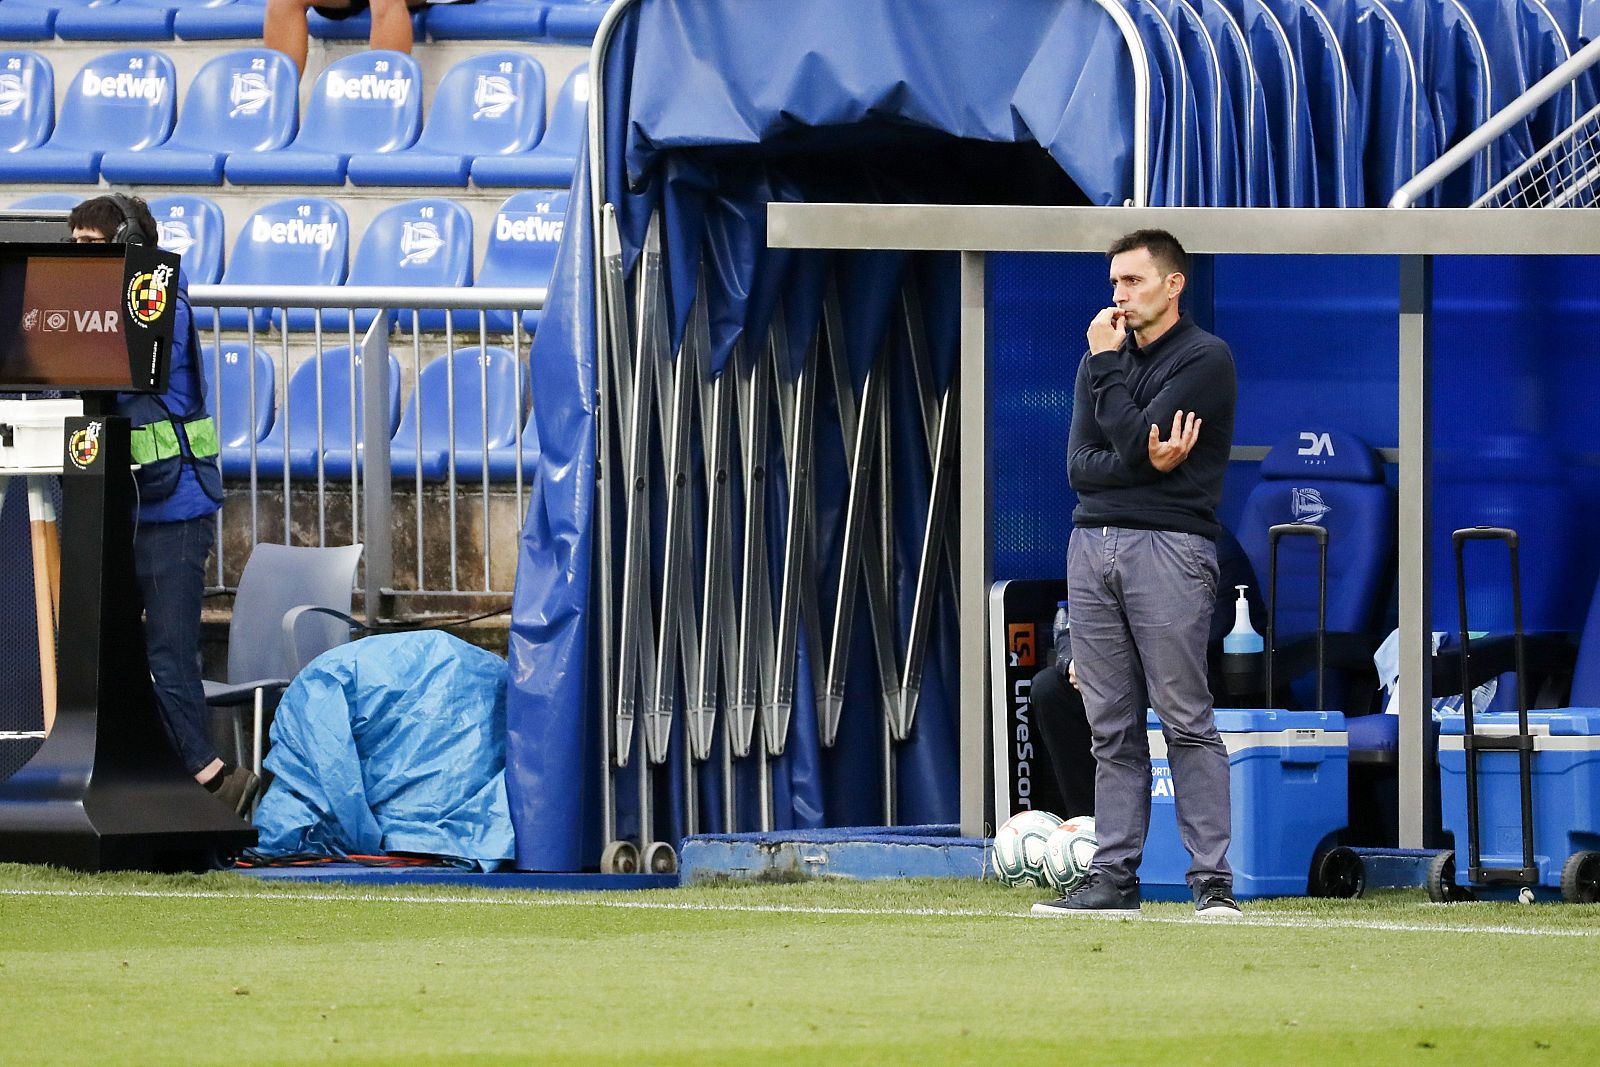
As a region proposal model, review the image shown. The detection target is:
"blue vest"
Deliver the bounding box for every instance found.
[116,296,223,507]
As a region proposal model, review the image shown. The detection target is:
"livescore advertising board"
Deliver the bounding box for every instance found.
[988,578,1074,829]
[0,242,179,394]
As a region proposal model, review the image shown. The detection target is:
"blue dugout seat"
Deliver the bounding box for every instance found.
[253,346,401,480]
[218,197,349,332]
[9,192,79,210]
[471,63,586,188]
[348,51,546,187]
[202,342,275,477]
[1235,428,1395,736]
[225,50,421,185]
[0,51,52,152]
[54,0,212,41]
[101,48,297,185]
[101,46,296,185]
[0,48,174,182]
[327,197,473,334]
[543,0,607,40]
[390,346,524,481]
[426,0,546,40]
[473,189,566,334]
[176,0,265,40]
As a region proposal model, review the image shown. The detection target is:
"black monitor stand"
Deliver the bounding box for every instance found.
[0,407,254,870]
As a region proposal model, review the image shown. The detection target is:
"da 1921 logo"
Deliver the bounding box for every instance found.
[125,262,174,327]
[67,421,102,470]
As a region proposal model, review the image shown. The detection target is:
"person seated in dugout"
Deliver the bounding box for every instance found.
[1030,526,1264,817]
[265,0,475,77]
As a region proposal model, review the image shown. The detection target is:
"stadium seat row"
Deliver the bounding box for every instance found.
[207,341,540,482]
[0,46,588,186]
[0,0,608,44]
[14,188,569,334]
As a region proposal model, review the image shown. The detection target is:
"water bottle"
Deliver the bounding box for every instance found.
[1052,600,1072,675]
[1221,585,1264,697]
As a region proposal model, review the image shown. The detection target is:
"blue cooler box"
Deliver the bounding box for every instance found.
[1438,710,1600,889]
[1144,708,1347,900]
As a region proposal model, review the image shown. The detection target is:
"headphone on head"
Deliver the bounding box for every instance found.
[107,193,148,246]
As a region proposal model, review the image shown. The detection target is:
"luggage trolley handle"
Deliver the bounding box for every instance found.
[1450,526,1537,884]
[1265,523,1328,713]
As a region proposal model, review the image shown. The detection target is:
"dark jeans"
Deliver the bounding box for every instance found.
[133,515,217,777]
[1029,663,1097,820]
[1068,525,1231,891]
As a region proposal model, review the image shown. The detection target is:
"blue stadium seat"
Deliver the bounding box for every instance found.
[9,192,79,210]
[308,4,426,41]
[470,63,586,188]
[202,342,275,477]
[101,48,297,185]
[218,197,349,332]
[0,0,76,41]
[390,346,524,481]
[225,50,421,185]
[472,189,566,334]
[253,346,401,480]
[483,404,541,482]
[348,51,545,187]
[426,0,546,40]
[543,0,608,40]
[150,193,225,286]
[55,0,205,41]
[176,0,264,40]
[0,51,53,152]
[0,48,175,183]
[325,197,473,335]
[1236,428,1395,722]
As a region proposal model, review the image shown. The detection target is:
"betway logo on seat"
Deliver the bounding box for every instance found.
[497,215,564,243]
[83,71,167,101]
[327,71,412,103]
[251,216,338,249]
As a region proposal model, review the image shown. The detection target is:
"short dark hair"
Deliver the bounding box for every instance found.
[68,194,157,245]
[1107,228,1189,278]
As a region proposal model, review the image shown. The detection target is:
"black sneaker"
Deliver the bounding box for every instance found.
[213,766,260,818]
[1030,874,1141,918]
[1194,877,1242,918]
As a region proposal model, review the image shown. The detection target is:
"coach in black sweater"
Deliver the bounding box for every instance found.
[1032,229,1240,920]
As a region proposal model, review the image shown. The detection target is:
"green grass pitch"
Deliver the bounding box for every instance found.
[2,864,1599,1065]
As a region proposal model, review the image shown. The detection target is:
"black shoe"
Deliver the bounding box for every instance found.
[1030,874,1141,918]
[1194,877,1242,918]
[213,766,260,818]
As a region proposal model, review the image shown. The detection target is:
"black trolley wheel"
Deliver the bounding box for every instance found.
[1425,850,1475,903]
[1559,851,1600,904]
[1310,845,1365,898]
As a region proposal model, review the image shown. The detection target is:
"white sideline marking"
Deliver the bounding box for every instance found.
[1,886,1596,939]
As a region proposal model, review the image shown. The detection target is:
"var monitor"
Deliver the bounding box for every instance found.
[0,242,180,393]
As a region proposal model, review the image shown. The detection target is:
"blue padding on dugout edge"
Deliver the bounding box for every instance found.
[0,47,175,184]
[253,632,515,871]
[225,50,421,185]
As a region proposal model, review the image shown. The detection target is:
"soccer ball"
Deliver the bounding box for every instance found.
[990,810,1063,887]
[1042,815,1098,892]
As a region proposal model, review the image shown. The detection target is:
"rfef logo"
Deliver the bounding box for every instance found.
[68,421,102,471]
[1007,622,1036,668]
[126,262,174,327]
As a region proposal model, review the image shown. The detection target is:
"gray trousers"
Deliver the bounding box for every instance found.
[1067,525,1232,890]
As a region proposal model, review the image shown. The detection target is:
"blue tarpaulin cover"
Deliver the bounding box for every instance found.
[254,632,515,870]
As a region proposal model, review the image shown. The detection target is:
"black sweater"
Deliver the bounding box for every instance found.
[1067,313,1236,538]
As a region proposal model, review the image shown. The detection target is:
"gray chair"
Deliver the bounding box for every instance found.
[204,542,365,782]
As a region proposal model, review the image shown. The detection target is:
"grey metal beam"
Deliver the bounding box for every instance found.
[958,251,988,839]
[769,204,1599,255]
[1397,255,1434,849]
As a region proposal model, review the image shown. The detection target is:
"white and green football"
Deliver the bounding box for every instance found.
[1042,815,1098,892]
[990,810,1063,887]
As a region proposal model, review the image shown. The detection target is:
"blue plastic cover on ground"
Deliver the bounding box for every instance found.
[254,632,515,870]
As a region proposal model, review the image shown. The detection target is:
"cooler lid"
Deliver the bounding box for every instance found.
[1438,709,1600,736]
[1146,708,1346,732]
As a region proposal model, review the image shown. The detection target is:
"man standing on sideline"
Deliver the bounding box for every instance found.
[1031,229,1240,919]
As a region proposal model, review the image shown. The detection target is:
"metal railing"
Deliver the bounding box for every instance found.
[1391,33,1600,208]
[189,283,547,621]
